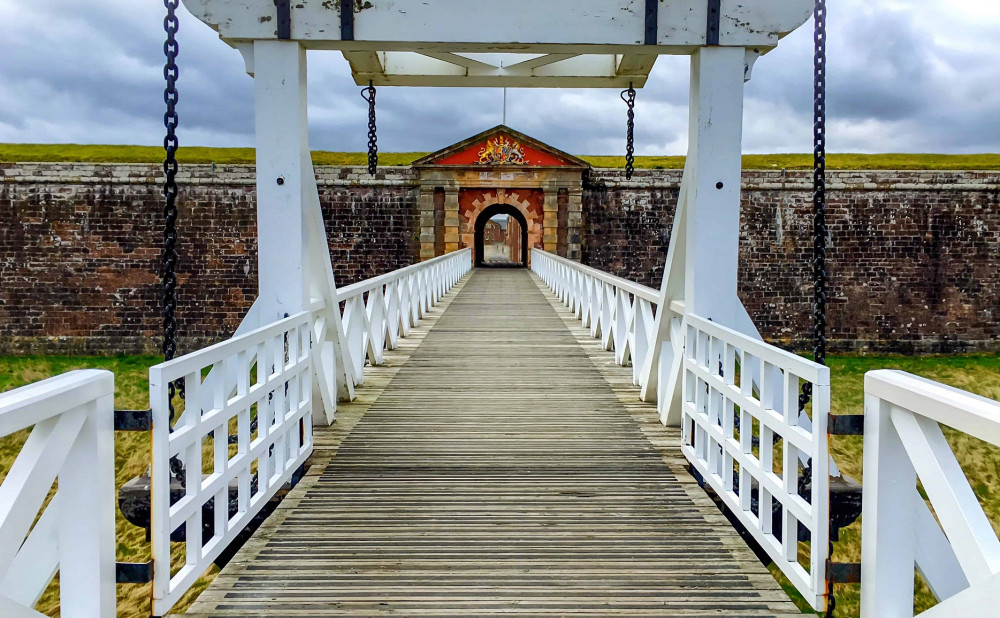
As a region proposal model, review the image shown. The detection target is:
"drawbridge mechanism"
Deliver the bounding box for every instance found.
[120,1,866,615]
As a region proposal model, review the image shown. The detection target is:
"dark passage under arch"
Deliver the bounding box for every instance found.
[475,204,529,267]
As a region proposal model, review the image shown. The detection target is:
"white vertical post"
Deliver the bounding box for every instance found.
[642,46,748,426]
[861,393,917,617]
[57,394,115,615]
[683,46,745,322]
[254,40,309,325]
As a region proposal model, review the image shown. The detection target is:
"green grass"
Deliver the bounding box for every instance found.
[3,143,1000,170]
[1,353,999,616]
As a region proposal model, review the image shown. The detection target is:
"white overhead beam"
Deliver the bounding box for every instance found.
[352,52,652,87]
[182,0,813,53]
[181,0,811,87]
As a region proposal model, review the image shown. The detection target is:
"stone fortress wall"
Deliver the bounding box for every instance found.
[1,162,997,354]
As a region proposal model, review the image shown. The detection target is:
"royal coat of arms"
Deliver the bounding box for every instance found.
[476,136,527,165]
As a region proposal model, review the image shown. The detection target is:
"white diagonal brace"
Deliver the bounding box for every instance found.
[504,53,578,71]
[418,51,497,70]
[891,407,1000,584]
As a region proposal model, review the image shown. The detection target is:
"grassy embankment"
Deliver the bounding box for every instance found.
[3,143,1000,170]
[1,353,998,616]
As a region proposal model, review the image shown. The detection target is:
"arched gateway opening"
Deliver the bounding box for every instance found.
[475,204,528,267]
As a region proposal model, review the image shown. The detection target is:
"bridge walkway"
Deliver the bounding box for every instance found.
[185,268,799,616]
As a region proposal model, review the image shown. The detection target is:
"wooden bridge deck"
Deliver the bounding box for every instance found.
[185,269,799,616]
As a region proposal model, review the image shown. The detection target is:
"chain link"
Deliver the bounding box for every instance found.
[621,83,636,180]
[361,81,378,176]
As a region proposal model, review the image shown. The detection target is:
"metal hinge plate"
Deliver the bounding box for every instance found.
[114,409,152,432]
[828,414,865,436]
[827,561,862,584]
[116,561,153,584]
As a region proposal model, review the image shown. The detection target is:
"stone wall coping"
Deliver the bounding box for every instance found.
[2,163,999,192]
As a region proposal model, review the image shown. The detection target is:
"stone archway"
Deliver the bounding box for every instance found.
[474,204,529,266]
[414,127,588,263]
[460,188,544,266]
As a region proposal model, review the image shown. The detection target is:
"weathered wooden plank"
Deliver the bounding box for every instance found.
[182,269,798,616]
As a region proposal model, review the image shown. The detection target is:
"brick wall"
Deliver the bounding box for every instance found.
[583,169,1000,353]
[0,163,418,354]
[2,163,997,354]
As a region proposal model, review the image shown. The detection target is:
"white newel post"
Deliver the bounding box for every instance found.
[682,47,745,323]
[58,393,116,615]
[254,40,309,324]
[642,46,747,426]
[251,41,343,425]
[860,393,919,616]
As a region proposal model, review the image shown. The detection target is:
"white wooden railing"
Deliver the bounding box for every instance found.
[530,248,666,389]
[682,314,830,610]
[862,371,1000,617]
[338,249,472,386]
[149,248,471,614]
[531,249,831,611]
[150,312,315,614]
[0,370,115,616]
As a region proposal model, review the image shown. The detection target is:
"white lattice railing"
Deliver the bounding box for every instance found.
[862,371,1000,617]
[530,248,666,390]
[149,249,471,614]
[339,249,472,386]
[0,370,115,616]
[150,312,314,614]
[532,249,831,611]
[682,314,830,610]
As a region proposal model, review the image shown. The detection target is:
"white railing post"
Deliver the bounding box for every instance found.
[58,389,116,615]
[0,370,116,617]
[860,391,917,615]
[861,370,1000,617]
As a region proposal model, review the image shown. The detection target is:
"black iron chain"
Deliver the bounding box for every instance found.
[361,80,378,176]
[811,1,833,616]
[162,0,181,414]
[813,0,828,372]
[162,0,186,484]
[621,83,636,180]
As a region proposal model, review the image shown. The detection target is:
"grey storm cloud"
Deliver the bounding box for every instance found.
[1,0,999,155]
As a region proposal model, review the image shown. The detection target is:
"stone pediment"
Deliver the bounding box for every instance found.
[413,126,589,169]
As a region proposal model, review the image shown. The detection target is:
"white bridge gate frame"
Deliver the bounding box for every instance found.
[162,0,832,613]
[6,1,997,617]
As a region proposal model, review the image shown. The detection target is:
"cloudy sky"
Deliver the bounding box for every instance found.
[1,1,999,155]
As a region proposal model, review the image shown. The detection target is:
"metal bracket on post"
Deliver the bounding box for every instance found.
[828,414,865,436]
[706,0,721,46]
[116,561,154,584]
[114,409,152,432]
[826,561,862,584]
[276,0,291,40]
[644,0,658,45]
[341,0,355,41]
